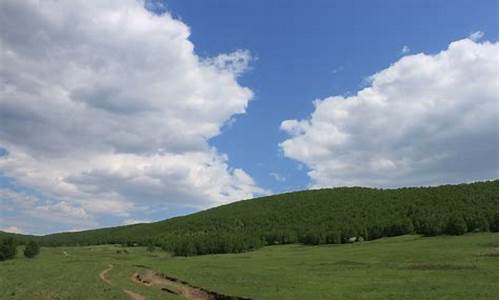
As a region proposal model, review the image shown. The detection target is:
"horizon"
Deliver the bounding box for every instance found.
[0,0,498,235]
[2,178,498,236]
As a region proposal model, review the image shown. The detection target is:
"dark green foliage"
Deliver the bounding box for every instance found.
[446,215,468,235]
[161,232,264,256]
[8,180,497,256]
[299,231,326,245]
[0,232,36,245]
[23,240,40,258]
[464,214,489,232]
[146,240,155,252]
[488,212,499,232]
[0,237,17,261]
[417,215,444,237]
[325,231,342,244]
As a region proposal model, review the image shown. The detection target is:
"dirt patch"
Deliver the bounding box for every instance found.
[124,289,146,300]
[132,270,252,300]
[334,260,369,266]
[406,263,477,271]
[99,264,147,300]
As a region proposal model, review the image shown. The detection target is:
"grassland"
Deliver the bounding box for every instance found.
[0,233,497,300]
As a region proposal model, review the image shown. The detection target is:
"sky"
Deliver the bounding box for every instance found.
[0,0,498,235]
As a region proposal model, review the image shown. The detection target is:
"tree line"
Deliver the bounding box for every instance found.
[8,180,498,256]
[0,238,39,261]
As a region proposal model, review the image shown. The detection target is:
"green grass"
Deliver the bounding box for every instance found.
[0,233,498,300]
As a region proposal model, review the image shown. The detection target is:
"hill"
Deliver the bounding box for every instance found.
[3,180,498,256]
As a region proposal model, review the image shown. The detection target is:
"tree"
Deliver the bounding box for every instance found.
[23,240,40,258]
[446,215,468,235]
[489,212,499,232]
[0,237,17,261]
[146,240,155,252]
[325,231,342,244]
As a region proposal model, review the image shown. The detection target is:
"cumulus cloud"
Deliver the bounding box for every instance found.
[401,45,410,54]
[203,50,254,77]
[280,37,498,188]
[468,31,484,41]
[0,226,23,234]
[0,0,265,233]
[0,189,95,234]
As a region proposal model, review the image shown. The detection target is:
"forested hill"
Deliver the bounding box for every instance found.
[3,180,498,256]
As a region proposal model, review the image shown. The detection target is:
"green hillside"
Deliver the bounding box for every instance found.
[4,180,499,256]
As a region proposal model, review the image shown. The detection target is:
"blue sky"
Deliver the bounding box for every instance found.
[0,0,498,234]
[155,0,499,193]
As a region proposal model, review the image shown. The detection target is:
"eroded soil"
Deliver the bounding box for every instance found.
[99,264,147,300]
[100,264,251,300]
[132,269,252,300]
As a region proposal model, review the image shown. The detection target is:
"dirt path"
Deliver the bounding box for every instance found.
[131,269,252,300]
[99,264,147,300]
[99,264,114,286]
[124,289,146,300]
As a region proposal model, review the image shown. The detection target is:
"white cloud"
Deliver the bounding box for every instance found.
[468,31,484,41]
[203,50,253,77]
[401,45,410,54]
[0,0,266,232]
[0,226,23,234]
[123,219,151,225]
[0,189,96,233]
[280,37,498,188]
[269,172,286,182]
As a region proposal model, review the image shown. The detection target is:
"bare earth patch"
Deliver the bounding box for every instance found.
[99,264,147,300]
[124,289,146,300]
[132,269,252,300]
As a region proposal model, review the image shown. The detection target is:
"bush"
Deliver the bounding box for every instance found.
[325,231,342,244]
[23,240,40,258]
[0,238,17,261]
[489,212,499,232]
[446,215,468,235]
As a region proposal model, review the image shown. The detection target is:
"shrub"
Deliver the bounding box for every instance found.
[446,215,468,235]
[23,240,40,258]
[146,241,155,252]
[0,238,17,261]
[325,231,342,244]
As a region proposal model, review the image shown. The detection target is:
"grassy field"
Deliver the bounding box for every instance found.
[0,233,497,300]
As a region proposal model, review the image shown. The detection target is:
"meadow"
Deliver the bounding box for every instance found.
[0,233,497,300]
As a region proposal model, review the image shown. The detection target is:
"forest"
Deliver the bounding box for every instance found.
[1,180,498,256]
